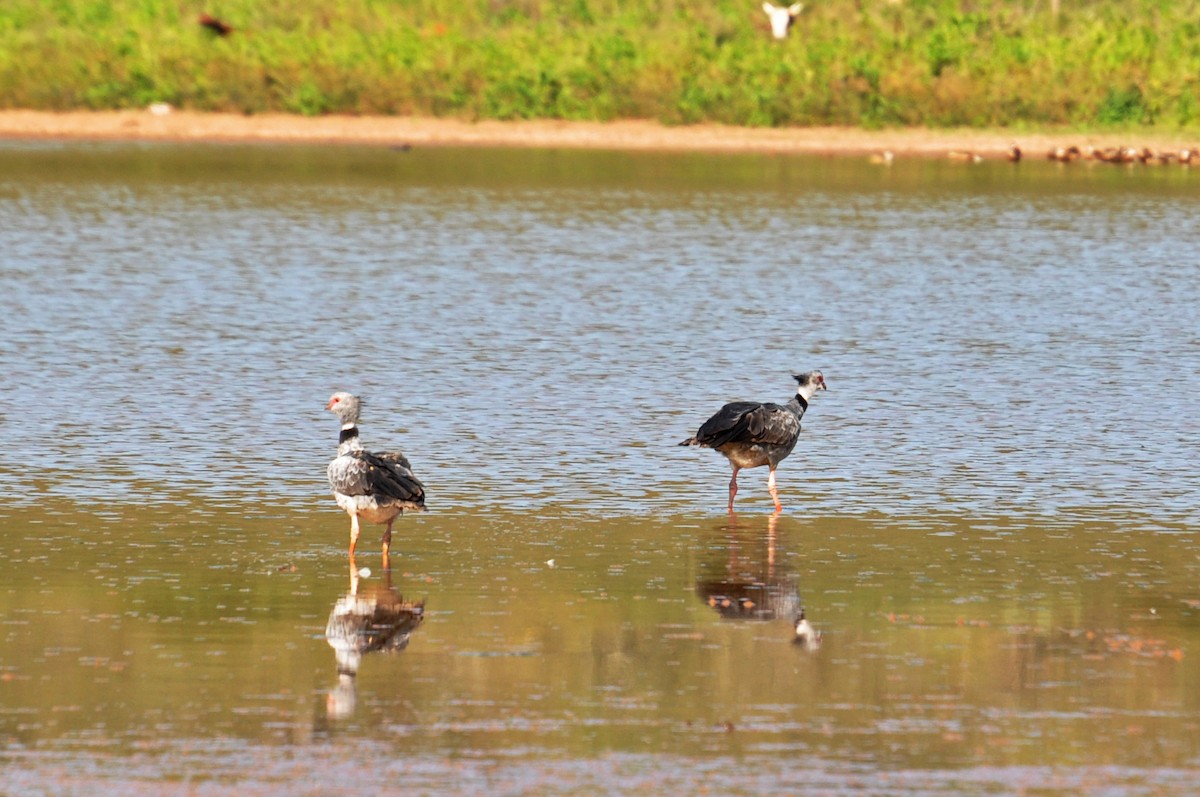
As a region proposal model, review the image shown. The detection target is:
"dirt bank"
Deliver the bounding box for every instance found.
[0,109,1195,158]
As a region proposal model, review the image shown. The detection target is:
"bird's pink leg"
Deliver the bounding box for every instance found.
[349,513,360,555]
[728,466,740,513]
[768,467,782,511]
[382,520,393,563]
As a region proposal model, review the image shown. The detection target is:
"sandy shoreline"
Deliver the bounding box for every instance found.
[0,109,1195,158]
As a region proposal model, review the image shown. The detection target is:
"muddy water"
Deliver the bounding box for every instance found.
[0,143,1198,794]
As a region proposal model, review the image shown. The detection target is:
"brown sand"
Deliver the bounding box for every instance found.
[0,109,1195,158]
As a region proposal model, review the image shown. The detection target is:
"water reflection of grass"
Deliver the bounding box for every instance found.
[3,0,1199,129]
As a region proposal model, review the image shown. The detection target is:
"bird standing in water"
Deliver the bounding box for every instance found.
[326,392,425,557]
[680,371,827,512]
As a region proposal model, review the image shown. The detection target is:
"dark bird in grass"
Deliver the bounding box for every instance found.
[680,371,826,512]
[198,13,234,36]
[326,392,425,557]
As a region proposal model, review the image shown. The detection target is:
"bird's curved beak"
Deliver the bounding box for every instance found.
[325,398,337,410]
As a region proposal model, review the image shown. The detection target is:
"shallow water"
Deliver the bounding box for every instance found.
[0,142,1198,794]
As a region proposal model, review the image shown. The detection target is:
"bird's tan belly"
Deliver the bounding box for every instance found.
[717,443,771,469]
[334,493,401,525]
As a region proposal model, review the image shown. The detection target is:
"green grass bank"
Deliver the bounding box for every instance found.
[2,0,1199,129]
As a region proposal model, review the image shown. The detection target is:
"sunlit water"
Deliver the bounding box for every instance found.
[0,143,1198,794]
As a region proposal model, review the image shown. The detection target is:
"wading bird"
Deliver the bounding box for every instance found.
[326,392,425,556]
[680,371,826,512]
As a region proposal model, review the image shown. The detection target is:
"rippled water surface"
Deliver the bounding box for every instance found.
[0,142,1198,794]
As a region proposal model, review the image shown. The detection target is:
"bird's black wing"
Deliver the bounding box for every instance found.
[372,450,413,472]
[329,450,425,505]
[694,401,801,448]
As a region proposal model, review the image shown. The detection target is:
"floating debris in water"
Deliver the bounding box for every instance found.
[358,567,371,578]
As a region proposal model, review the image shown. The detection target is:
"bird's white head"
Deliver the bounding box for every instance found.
[326,392,362,427]
[793,370,827,400]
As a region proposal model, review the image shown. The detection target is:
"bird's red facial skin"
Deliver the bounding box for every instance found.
[327,396,340,410]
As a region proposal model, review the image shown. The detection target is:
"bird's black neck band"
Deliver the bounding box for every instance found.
[339,426,360,445]
[794,394,809,412]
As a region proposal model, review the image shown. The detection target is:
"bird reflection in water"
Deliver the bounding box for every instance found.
[325,553,425,719]
[792,607,821,651]
[694,511,821,651]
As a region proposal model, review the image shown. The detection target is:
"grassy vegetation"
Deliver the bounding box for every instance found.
[1,0,1199,128]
